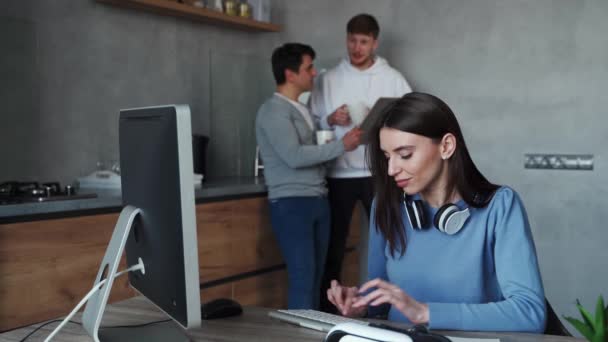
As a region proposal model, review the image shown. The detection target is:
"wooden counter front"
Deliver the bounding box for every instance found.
[0,197,362,331]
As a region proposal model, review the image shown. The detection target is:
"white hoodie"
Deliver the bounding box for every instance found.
[309,56,412,178]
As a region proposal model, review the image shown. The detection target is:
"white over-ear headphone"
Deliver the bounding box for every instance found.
[403,193,470,235]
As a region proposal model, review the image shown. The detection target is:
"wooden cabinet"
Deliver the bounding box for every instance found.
[0,197,362,331]
[196,197,288,308]
[96,0,281,32]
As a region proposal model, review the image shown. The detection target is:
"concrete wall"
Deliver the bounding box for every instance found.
[281,0,607,331]
[1,0,283,183]
[2,0,607,333]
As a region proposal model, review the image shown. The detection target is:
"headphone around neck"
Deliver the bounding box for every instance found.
[403,193,470,235]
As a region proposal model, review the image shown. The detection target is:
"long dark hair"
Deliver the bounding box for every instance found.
[366,92,499,256]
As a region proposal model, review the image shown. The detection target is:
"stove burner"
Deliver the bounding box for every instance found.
[0,181,97,205]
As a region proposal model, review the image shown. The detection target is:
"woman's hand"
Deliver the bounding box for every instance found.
[353,278,429,324]
[326,280,367,318]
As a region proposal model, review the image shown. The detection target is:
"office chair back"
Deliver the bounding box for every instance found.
[545,299,571,336]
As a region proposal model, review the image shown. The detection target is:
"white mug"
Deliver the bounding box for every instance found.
[347,102,369,126]
[316,130,336,145]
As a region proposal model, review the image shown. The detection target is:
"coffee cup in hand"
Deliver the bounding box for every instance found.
[316,130,336,145]
[347,102,369,126]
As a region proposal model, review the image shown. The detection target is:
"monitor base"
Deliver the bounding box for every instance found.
[99,321,192,342]
[82,205,142,341]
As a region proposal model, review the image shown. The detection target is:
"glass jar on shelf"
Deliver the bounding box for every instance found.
[238,1,252,18]
[224,0,238,16]
[193,0,205,8]
[210,0,223,12]
[180,0,205,7]
[248,0,270,22]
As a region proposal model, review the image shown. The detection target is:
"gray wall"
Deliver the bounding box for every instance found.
[2,0,607,333]
[281,0,607,331]
[1,0,283,183]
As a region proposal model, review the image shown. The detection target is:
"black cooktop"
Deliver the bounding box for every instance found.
[0,181,97,205]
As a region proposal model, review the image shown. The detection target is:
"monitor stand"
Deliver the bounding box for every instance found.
[81,205,192,342]
[98,321,190,342]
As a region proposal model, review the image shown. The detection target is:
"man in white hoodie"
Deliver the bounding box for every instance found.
[309,13,412,313]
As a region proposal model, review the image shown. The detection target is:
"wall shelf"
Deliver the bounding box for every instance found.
[96,0,281,32]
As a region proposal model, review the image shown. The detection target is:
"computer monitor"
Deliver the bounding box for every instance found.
[82,105,201,341]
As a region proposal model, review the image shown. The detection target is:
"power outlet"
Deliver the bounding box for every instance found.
[524,154,593,170]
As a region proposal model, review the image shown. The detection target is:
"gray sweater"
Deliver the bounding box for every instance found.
[255,94,345,199]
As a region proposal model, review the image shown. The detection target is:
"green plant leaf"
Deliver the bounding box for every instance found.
[576,299,597,333]
[595,296,605,339]
[564,316,595,340]
[590,335,604,342]
[604,301,608,328]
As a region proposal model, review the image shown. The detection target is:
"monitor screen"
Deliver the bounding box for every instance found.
[81,105,201,341]
[119,105,201,329]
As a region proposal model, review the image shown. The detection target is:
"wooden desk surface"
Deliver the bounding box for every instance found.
[0,297,582,342]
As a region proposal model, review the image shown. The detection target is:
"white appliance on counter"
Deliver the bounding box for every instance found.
[78,170,122,190]
[77,171,203,191]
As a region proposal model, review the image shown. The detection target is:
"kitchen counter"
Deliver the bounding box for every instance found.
[0,176,285,331]
[0,177,267,223]
[0,175,363,332]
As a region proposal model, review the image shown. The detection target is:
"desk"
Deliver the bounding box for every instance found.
[0,297,581,342]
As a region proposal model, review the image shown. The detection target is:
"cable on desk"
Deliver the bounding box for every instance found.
[104,319,172,329]
[18,320,79,342]
[43,260,145,342]
[19,318,173,342]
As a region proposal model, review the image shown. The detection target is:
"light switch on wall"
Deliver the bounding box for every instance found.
[524,154,594,170]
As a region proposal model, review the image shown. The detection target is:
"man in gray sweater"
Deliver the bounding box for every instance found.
[255,43,361,309]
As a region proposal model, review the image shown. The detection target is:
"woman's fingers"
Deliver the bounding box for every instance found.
[339,287,360,315]
[370,293,396,307]
[349,279,427,324]
[330,280,345,309]
[326,280,367,317]
[354,281,407,308]
[358,278,399,294]
[352,287,387,307]
[341,295,367,317]
[327,288,337,306]
[329,280,358,313]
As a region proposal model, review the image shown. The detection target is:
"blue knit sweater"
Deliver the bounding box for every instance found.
[367,187,547,332]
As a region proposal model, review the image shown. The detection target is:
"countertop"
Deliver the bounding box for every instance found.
[0,177,267,223]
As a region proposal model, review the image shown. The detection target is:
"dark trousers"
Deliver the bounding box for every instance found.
[269,196,331,309]
[320,177,374,313]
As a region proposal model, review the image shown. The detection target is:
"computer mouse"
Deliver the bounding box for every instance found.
[201,298,243,320]
[324,323,412,342]
[402,325,450,342]
[359,323,450,342]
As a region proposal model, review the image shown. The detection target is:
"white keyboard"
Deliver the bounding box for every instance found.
[268,309,368,332]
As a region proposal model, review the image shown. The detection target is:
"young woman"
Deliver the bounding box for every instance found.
[327,92,546,332]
